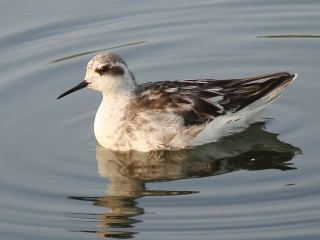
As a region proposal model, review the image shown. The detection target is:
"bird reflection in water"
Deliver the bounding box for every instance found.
[68,122,301,238]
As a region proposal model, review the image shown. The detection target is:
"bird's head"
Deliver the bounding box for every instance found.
[57,52,136,99]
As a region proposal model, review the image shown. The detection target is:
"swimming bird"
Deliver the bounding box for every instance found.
[57,52,296,152]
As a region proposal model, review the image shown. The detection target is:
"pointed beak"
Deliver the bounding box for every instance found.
[57,80,89,99]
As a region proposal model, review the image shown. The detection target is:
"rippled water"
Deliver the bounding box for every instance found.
[1,1,320,239]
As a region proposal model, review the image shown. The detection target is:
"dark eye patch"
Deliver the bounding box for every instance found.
[95,65,124,76]
[108,66,124,76]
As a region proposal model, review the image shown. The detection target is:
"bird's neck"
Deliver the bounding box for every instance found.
[102,91,133,108]
[94,91,135,149]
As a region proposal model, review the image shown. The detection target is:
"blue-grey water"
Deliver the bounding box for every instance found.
[1,1,319,239]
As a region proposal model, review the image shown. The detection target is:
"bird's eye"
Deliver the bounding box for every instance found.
[96,65,110,74]
[95,65,124,76]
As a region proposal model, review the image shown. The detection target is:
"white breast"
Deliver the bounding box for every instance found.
[94,94,132,150]
[94,94,201,152]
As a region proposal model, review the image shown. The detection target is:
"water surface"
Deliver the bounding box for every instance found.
[1,1,320,239]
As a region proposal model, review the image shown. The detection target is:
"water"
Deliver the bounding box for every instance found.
[0,0,319,239]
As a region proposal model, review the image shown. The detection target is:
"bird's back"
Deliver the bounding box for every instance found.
[135,72,296,124]
[134,72,297,148]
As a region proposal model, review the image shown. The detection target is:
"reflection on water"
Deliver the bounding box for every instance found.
[69,123,300,239]
[68,197,142,238]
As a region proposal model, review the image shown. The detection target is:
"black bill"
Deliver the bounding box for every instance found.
[57,80,89,99]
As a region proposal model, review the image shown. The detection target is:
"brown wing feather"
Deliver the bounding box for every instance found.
[134,72,295,126]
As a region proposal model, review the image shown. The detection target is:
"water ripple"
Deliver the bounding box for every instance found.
[1,0,320,239]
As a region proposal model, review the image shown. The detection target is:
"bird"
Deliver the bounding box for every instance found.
[57,52,297,152]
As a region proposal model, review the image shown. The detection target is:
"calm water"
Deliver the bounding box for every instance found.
[1,1,320,239]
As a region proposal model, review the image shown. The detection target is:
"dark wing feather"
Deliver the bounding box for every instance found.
[134,72,296,127]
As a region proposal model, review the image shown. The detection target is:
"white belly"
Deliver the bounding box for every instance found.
[94,96,200,152]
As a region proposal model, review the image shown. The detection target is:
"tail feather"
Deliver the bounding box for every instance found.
[188,72,297,146]
[243,73,298,110]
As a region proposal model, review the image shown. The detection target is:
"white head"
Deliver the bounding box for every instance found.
[57,52,136,99]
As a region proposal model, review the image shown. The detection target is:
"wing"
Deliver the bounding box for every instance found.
[134,72,296,127]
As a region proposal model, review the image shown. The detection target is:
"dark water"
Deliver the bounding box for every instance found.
[1,1,319,239]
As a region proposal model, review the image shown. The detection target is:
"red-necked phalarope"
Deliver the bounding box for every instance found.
[58,52,297,152]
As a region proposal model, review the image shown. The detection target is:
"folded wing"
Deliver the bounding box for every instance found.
[135,72,296,127]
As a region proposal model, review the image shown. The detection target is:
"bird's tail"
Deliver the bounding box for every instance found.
[238,72,297,122]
